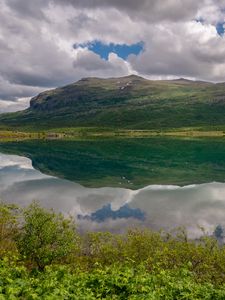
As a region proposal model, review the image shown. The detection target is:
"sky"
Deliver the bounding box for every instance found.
[0,0,225,112]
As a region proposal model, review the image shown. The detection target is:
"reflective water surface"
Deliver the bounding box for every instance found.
[1,137,225,237]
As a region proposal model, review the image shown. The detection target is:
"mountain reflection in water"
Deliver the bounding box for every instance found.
[1,138,225,189]
[1,151,225,238]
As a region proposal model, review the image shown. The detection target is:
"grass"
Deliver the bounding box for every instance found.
[0,130,44,141]
[1,126,225,141]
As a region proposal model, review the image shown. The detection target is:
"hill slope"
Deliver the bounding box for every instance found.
[1,75,225,131]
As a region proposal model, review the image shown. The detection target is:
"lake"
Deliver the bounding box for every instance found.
[1,137,225,237]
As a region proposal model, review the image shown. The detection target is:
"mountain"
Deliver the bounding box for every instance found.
[1,75,225,131]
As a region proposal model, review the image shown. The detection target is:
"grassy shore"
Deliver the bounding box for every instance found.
[1,126,225,141]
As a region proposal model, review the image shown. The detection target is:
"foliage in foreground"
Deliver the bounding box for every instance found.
[1,202,225,299]
[17,204,78,271]
[2,259,225,300]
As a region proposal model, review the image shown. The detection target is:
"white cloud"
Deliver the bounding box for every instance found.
[196,0,225,24]
[129,21,225,82]
[0,0,225,111]
[0,98,30,113]
[73,49,131,77]
[52,0,203,23]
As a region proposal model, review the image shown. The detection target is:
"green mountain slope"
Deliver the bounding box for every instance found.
[1,75,225,131]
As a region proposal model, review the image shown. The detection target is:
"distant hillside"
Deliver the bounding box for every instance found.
[1,75,225,131]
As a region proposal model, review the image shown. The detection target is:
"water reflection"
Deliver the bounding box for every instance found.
[1,138,225,189]
[1,152,225,238]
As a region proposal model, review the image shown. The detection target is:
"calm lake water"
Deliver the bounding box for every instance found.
[1,137,225,237]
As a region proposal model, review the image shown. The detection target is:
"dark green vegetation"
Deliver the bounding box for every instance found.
[1,202,225,299]
[1,137,225,188]
[1,75,225,131]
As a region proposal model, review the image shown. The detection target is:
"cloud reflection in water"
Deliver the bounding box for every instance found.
[1,153,225,237]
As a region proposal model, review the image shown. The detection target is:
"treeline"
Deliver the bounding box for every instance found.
[1,202,225,299]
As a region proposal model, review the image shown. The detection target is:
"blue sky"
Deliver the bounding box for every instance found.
[216,22,225,35]
[75,41,144,60]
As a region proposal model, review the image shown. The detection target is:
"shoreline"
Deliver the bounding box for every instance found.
[0,128,225,141]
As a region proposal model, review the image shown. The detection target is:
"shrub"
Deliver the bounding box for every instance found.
[0,203,19,257]
[17,202,78,270]
[1,262,225,299]
[2,203,225,297]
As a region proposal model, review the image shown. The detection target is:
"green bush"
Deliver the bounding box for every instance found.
[0,203,19,257]
[1,203,225,298]
[1,261,225,299]
[17,203,78,270]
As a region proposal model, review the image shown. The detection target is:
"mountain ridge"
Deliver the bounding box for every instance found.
[0,75,225,131]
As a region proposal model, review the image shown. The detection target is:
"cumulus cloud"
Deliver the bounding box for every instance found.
[196,0,225,24]
[129,21,225,81]
[73,50,131,76]
[52,0,202,23]
[0,0,225,111]
[0,98,31,113]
